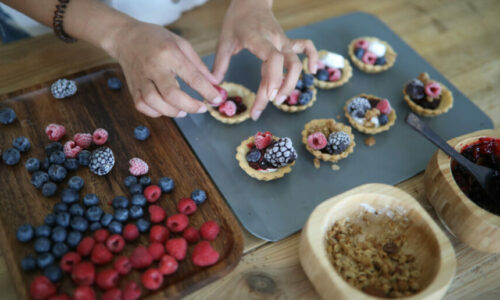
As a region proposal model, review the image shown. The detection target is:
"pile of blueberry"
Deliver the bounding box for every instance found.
[283,73,315,106]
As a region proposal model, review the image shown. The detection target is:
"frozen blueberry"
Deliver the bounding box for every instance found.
[35,225,52,238]
[298,92,312,105]
[136,218,150,233]
[44,264,63,283]
[42,182,58,197]
[77,150,91,166]
[246,148,261,163]
[139,176,151,186]
[51,226,67,243]
[131,194,146,207]
[2,148,21,165]
[129,206,143,219]
[83,194,99,207]
[0,107,16,125]
[107,77,122,90]
[36,253,55,269]
[34,237,52,253]
[114,208,129,222]
[40,158,50,171]
[354,47,365,60]
[12,136,31,153]
[70,216,88,232]
[21,255,37,271]
[69,203,84,216]
[100,213,113,227]
[302,73,314,87]
[25,158,40,173]
[112,196,129,209]
[63,158,79,171]
[55,212,71,228]
[128,183,143,195]
[66,231,82,248]
[49,150,66,165]
[158,177,174,193]
[379,114,389,126]
[134,125,150,141]
[295,79,305,90]
[316,69,329,81]
[44,213,56,227]
[53,202,68,213]
[375,56,386,65]
[45,142,63,156]
[85,206,103,222]
[124,175,137,188]
[191,189,207,205]
[52,242,69,258]
[68,176,84,191]
[32,171,50,189]
[89,222,102,231]
[16,224,34,242]
[108,221,122,234]
[48,164,67,182]
[61,188,79,204]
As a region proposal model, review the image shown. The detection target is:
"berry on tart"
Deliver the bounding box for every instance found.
[344,94,396,134]
[236,131,297,181]
[403,72,454,116]
[348,37,397,73]
[302,50,353,89]
[206,82,255,124]
[273,73,317,112]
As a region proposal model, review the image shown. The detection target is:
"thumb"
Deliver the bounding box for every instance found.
[212,40,234,84]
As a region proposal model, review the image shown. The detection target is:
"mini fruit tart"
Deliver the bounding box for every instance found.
[348,37,397,73]
[273,74,317,113]
[344,94,396,134]
[236,131,298,181]
[206,82,255,124]
[403,72,453,117]
[302,50,353,89]
[302,119,355,163]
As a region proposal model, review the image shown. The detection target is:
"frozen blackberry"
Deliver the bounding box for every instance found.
[328,131,351,154]
[37,253,55,269]
[77,150,91,166]
[100,213,113,227]
[0,107,16,125]
[63,158,79,171]
[44,214,56,227]
[51,78,77,99]
[61,188,79,204]
[55,212,71,228]
[129,206,144,219]
[44,264,63,283]
[2,148,21,165]
[89,222,102,231]
[85,206,103,222]
[348,97,371,118]
[45,142,63,156]
[48,164,67,182]
[108,221,122,234]
[41,182,58,197]
[191,189,207,205]
[107,77,122,90]
[21,255,37,271]
[83,194,99,207]
[51,226,67,243]
[158,177,174,193]
[68,176,84,191]
[71,216,89,232]
[112,196,129,209]
[129,183,143,195]
[139,176,151,186]
[35,225,52,238]
[17,224,34,242]
[49,150,66,164]
[52,242,69,258]
[12,136,31,153]
[134,125,150,141]
[32,171,49,189]
[263,138,298,168]
[69,203,84,216]
[246,148,261,163]
[89,147,115,176]
[53,202,68,213]
[136,218,150,233]
[34,237,52,253]
[66,230,82,248]
[25,158,41,173]
[131,194,146,207]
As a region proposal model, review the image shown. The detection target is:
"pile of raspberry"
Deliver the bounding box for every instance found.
[307,130,351,155]
[353,39,387,66]
[213,85,247,117]
[405,73,443,109]
[284,74,315,106]
[347,97,393,128]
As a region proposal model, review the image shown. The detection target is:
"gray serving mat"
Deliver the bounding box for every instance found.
[175,12,493,241]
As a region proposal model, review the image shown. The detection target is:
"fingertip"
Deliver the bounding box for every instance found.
[251,109,263,121]
[196,104,208,114]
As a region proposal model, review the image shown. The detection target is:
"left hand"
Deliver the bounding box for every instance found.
[212,0,318,120]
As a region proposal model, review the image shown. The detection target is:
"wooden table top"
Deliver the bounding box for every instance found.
[1,0,499,299]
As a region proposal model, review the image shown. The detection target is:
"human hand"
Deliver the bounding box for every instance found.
[212,0,318,120]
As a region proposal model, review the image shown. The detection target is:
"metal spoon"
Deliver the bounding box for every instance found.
[405,112,498,200]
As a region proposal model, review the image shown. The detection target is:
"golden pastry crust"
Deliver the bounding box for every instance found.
[206,82,255,124]
[348,37,397,73]
[344,94,397,134]
[403,73,454,117]
[235,136,295,181]
[302,119,355,162]
[272,86,317,113]
[302,50,353,89]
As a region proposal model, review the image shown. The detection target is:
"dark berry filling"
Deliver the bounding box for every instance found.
[230,96,246,115]
[451,137,500,215]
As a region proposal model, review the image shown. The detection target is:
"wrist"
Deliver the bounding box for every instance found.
[231,0,273,10]
[100,17,139,58]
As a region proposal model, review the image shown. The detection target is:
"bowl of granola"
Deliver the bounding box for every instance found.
[299,184,456,299]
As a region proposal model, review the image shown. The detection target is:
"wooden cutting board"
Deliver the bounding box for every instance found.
[0,64,243,299]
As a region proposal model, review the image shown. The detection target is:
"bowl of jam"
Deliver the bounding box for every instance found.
[424,129,500,253]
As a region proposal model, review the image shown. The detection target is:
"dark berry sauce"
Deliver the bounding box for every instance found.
[230,96,246,115]
[411,97,441,109]
[451,137,500,214]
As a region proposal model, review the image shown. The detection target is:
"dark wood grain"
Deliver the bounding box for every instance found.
[0,64,244,299]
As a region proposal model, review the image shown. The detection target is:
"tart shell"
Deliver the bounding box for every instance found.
[403,79,454,117]
[301,119,356,163]
[206,82,255,124]
[235,136,295,181]
[344,94,397,134]
[273,86,317,113]
[302,50,353,89]
[348,37,397,73]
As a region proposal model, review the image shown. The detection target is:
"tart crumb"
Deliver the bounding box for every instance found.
[365,136,376,147]
[313,158,321,169]
[331,164,340,171]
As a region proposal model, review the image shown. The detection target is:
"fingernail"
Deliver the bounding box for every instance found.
[276,95,287,105]
[251,109,262,121]
[212,96,223,105]
[269,89,278,101]
[311,64,318,74]
[197,105,208,113]
[176,111,187,118]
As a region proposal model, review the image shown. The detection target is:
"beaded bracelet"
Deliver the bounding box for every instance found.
[53,0,77,43]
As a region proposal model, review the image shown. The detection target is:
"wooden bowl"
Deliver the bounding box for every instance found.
[424,129,500,252]
[300,184,456,299]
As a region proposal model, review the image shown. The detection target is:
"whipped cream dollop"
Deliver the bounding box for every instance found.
[367,41,386,57]
[319,52,345,69]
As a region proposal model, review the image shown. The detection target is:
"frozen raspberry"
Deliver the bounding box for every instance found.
[102,288,122,300]
[63,141,82,158]
[123,281,142,300]
[60,252,81,272]
[213,85,228,104]
[200,221,220,241]
[287,90,300,105]
[376,99,392,115]
[425,82,442,98]
[94,229,110,243]
[123,224,139,242]
[96,268,119,290]
[148,242,165,260]
[45,124,66,142]
[106,234,125,253]
[71,261,95,285]
[218,100,237,117]
[307,132,328,150]
[73,286,96,300]
[354,39,369,50]
[73,133,92,149]
[141,268,163,291]
[159,254,178,275]
[49,294,71,300]
[148,205,166,223]
[165,238,188,261]
[76,237,95,257]
[254,131,273,150]
[150,225,169,243]
[30,276,57,300]
[91,243,113,265]
[328,68,341,82]
[92,128,108,145]
[362,51,377,65]
[166,214,189,233]
[192,241,220,267]
[177,197,197,215]
[129,158,149,176]
[144,185,161,203]
[114,256,132,275]
[183,226,200,243]
[130,245,153,269]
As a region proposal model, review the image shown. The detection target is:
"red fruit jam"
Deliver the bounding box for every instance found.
[451,137,500,214]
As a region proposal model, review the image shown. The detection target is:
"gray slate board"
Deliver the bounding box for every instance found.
[175,12,493,241]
